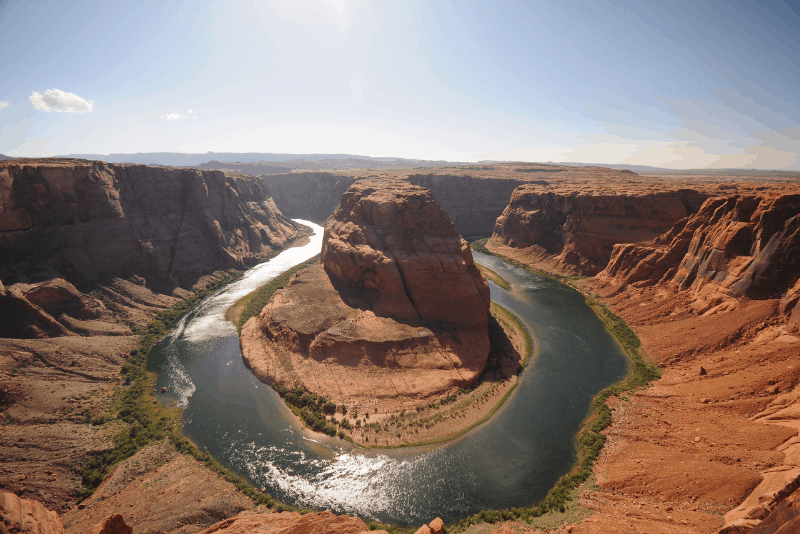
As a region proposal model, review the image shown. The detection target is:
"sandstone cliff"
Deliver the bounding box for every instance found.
[492,184,708,275]
[0,491,65,534]
[241,179,491,411]
[600,194,800,322]
[407,174,525,237]
[258,172,356,223]
[0,159,300,292]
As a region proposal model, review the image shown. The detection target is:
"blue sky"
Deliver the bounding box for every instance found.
[1,0,798,168]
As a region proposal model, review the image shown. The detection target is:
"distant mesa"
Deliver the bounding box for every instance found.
[240,179,491,411]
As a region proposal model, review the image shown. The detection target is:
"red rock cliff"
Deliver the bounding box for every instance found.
[321,179,490,327]
[0,159,300,290]
[600,194,800,323]
[492,184,708,275]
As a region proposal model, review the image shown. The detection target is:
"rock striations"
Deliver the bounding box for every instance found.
[492,184,708,275]
[0,159,300,291]
[240,179,491,411]
[600,194,800,323]
[0,159,302,339]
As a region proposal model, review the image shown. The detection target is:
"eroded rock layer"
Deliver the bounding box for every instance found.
[259,172,356,224]
[0,159,300,292]
[241,179,491,409]
[406,174,526,237]
[600,194,800,322]
[492,184,708,275]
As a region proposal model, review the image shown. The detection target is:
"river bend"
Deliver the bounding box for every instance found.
[147,220,627,525]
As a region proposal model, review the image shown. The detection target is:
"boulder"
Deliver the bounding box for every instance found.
[89,514,132,534]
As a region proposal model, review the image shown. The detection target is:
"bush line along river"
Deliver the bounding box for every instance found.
[98,221,656,529]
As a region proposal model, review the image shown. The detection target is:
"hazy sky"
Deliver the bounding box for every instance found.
[1,0,799,168]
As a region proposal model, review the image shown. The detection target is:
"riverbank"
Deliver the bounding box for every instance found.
[230,260,533,448]
[333,301,533,449]
[450,239,662,533]
[461,237,800,534]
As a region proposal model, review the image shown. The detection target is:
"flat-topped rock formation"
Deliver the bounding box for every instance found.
[241,179,491,411]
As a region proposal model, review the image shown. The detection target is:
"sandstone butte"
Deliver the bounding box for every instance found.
[240,179,492,414]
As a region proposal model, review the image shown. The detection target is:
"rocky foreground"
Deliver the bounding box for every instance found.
[241,179,492,416]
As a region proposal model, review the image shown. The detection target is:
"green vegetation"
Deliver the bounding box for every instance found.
[476,264,510,291]
[470,238,586,284]
[78,272,246,502]
[470,237,492,256]
[236,255,321,332]
[272,383,340,437]
[489,302,533,367]
[448,252,660,533]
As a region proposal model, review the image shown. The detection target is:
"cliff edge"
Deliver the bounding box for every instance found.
[600,194,800,324]
[0,159,300,292]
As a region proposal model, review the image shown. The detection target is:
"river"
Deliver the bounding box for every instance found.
[147,220,628,525]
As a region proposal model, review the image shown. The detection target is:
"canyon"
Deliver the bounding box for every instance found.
[0,159,308,533]
[2,158,800,534]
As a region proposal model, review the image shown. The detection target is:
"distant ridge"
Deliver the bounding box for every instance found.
[61,152,468,168]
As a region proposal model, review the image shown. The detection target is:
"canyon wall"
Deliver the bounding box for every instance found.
[260,171,526,237]
[241,179,491,410]
[0,159,301,291]
[600,194,800,322]
[258,172,356,223]
[406,174,525,237]
[492,185,709,275]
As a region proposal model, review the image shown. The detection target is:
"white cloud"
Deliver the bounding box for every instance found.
[161,110,198,120]
[29,89,93,113]
[0,100,9,109]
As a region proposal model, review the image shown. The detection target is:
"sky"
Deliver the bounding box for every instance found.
[1,0,799,169]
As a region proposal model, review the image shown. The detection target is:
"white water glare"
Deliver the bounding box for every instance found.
[161,220,324,405]
[181,220,324,343]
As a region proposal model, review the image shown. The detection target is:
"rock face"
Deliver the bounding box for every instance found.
[259,172,356,223]
[241,179,491,409]
[407,174,525,237]
[600,194,800,320]
[197,510,374,534]
[0,491,65,534]
[0,159,300,291]
[492,185,708,275]
[0,278,122,339]
[321,180,490,327]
